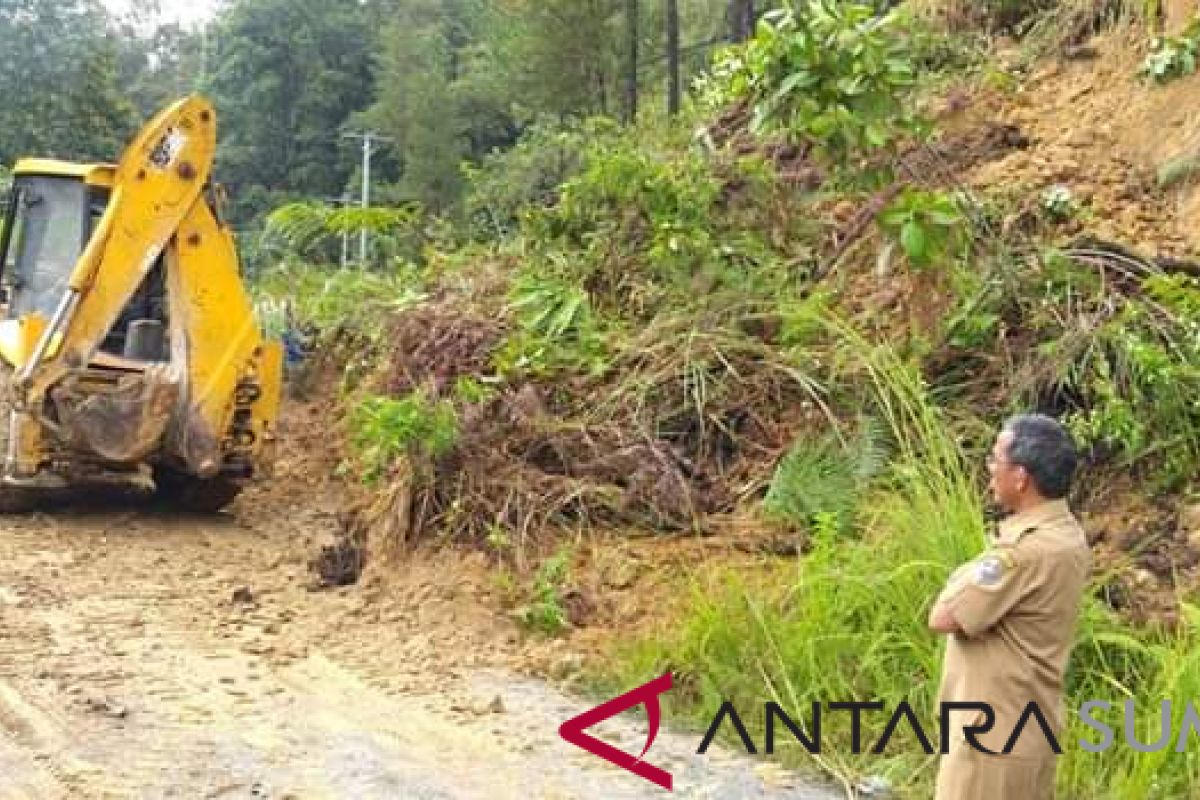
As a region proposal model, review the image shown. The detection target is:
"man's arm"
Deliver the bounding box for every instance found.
[928,600,962,635]
[930,547,1030,639]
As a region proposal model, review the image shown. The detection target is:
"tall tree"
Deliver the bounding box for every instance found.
[204,0,376,218]
[0,0,136,165]
[625,0,639,123]
[117,23,207,118]
[499,0,624,118]
[728,0,754,42]
[666,0,681,116]
[366,0,515,212]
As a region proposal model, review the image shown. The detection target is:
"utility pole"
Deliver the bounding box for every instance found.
[625,0,639,124]
[340,192,351,269]
[341,131,393,266]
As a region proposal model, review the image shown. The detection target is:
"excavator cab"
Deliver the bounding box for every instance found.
[0,97,282,511]
[0,166,169,361]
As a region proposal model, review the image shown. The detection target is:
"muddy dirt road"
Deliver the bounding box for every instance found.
[0,503,840,799]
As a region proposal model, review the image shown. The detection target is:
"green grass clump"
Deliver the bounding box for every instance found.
[1156,153,1200,190]
[516,547,574,636]
[1057,601,1200,798]
[1142,18,1200,84]
[603,325,984,793]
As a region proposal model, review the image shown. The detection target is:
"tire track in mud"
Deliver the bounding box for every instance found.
[0,561,107,799]
[0,509,841,799]
[0,681,83,799]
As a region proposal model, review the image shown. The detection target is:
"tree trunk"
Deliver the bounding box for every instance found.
[666,0,680,117]
[625,0,638,123]
[728,0,755,42]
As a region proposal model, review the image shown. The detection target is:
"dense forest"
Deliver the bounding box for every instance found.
[0,0,765,227]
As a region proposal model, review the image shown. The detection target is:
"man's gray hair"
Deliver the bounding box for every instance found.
[1002,414,1078,500]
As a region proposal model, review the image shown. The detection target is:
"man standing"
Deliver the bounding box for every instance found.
[929,414,1092,799]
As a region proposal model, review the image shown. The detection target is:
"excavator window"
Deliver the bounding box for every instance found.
[0,176,169,361]
[1,175,88,321]
[0,185,24,301]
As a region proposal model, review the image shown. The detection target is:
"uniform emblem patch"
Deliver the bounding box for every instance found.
[973,555,1007,587]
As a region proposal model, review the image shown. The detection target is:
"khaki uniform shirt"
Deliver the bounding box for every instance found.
[935,499,1091,759]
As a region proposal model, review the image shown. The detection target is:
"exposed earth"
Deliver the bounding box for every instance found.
[0,401,842,800]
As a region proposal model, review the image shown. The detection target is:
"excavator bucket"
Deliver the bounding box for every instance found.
[50,366,179,464]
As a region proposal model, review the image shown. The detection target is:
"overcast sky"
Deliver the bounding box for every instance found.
[101,0,220,28]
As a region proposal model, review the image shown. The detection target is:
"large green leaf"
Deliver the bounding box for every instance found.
[901,220,929,265]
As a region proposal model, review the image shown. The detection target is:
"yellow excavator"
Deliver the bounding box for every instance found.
[0,96,282,511]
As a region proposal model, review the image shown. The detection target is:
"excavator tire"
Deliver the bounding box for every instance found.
[0,483,37,513]
[152,466,243,513]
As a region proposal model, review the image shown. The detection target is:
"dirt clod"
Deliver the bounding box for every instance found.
[309,539,366,588]
[82,694,128,720]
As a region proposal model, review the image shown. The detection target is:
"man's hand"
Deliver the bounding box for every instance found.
[928,600,963,635]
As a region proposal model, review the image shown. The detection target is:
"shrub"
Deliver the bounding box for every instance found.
[1142,18,1200,84]
[877,189,967,269]
[516,548,573,636]
[348,392,460,484]
[254,264,424,346]
[464,116,618,240]
[703,2,922,162]
[493,271,609,378]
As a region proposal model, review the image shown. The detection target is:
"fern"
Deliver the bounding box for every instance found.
[764,420,889,533]
[259,201,421,267]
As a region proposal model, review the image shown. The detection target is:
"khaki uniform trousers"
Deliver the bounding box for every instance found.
[935,745,1055,800]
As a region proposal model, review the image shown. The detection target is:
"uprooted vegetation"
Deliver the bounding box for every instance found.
[256,2,1200,796]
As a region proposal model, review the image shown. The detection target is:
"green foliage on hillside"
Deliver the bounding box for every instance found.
[245,4,1200,798]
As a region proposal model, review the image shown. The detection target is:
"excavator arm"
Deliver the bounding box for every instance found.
[162,189,282,477]
[15,97,215,407]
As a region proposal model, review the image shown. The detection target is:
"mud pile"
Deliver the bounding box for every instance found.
[340,304,822,555]
[949,32,1200,254]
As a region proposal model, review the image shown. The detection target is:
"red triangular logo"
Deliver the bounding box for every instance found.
[559,672,674,790]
